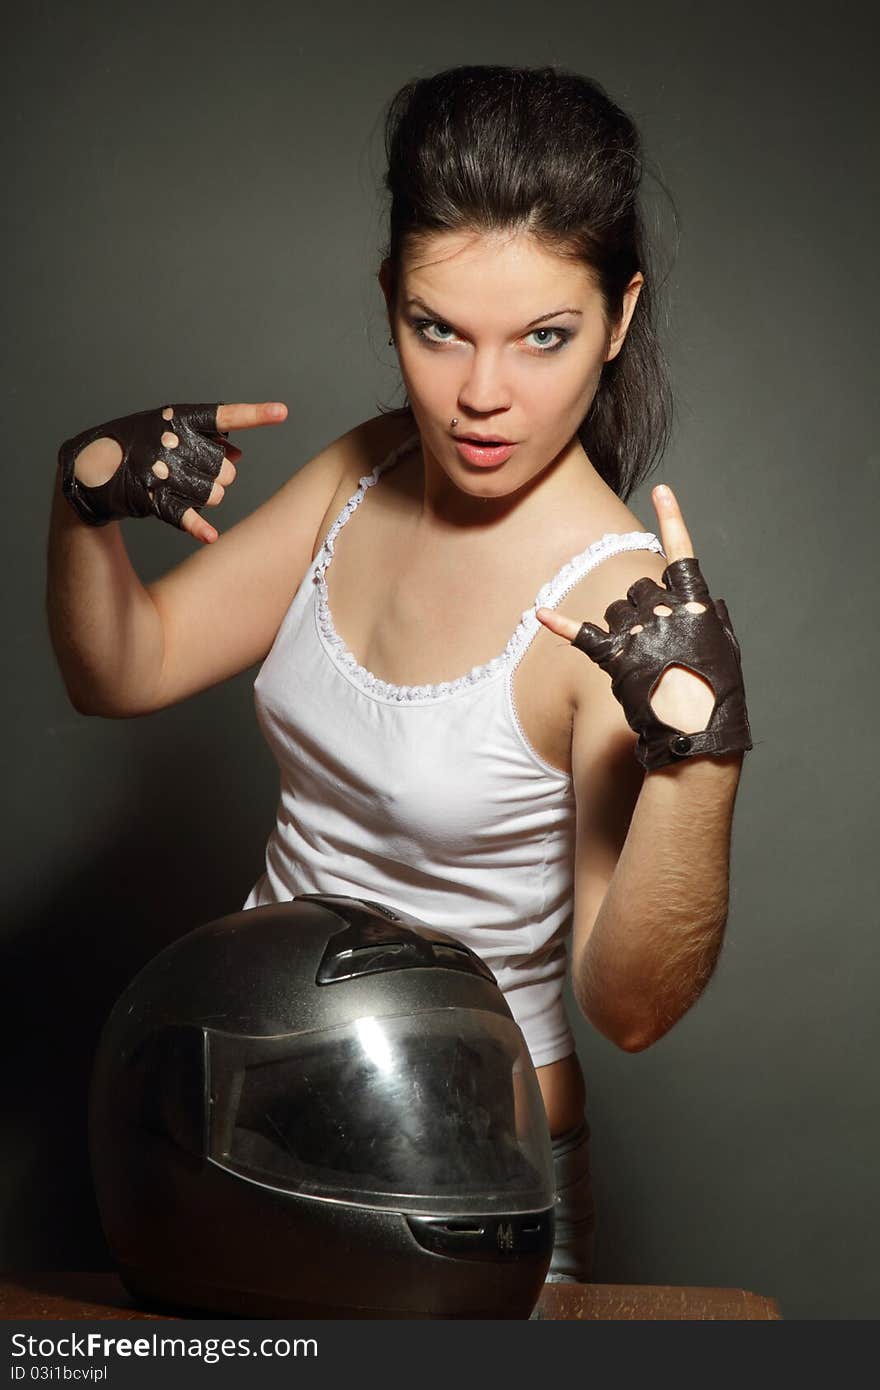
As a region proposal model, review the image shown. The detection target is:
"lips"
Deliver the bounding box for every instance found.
[453,438,518,467]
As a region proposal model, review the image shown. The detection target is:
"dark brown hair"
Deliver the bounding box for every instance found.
[377,64,676,502]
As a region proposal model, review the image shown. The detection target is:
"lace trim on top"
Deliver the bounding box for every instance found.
[313,431,667,704]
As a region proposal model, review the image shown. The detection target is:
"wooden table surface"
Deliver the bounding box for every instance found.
[0,1273,781,1321]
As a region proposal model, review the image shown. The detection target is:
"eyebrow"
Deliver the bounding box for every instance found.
[404,297,583,332]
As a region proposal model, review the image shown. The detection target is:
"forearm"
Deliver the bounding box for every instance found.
[45,466,165,716]
[575,752,744,1051]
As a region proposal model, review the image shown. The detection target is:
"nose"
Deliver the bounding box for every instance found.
[455,349,512,418]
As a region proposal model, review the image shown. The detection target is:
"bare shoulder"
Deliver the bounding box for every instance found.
[311,410,419,558]
[559,529,667,762]
[551,503,669,715]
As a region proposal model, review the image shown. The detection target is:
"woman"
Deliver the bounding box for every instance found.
[49,65,752,1286]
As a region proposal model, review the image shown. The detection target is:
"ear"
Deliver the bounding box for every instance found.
[605,272,644,364]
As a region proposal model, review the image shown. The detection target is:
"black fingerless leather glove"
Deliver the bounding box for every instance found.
[57,402,228,529]
[572,556,753,772]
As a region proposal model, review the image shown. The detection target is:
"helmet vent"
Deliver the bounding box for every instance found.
[315,907,497,986]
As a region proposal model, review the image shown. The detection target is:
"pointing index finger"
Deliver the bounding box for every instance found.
[652,483,695,563]
[216,402,288,433]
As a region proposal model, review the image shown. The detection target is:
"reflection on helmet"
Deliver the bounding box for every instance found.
[223,1019,542,1198]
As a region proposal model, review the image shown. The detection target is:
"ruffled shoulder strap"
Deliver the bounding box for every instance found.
[507,530,667,670]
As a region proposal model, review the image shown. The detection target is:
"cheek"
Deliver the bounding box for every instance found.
[522,356,601,421]
[400,350,454,403]
[564,344,608,410]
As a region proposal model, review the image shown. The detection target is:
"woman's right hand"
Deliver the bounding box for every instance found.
[59,400,288,544]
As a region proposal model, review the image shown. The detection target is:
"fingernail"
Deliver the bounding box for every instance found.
[267,403,285,418]
[656,484,671,500]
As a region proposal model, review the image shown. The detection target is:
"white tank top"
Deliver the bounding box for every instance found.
[242,431,666,1068]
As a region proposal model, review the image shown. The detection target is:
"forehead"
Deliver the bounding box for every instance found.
[401,228,596,303]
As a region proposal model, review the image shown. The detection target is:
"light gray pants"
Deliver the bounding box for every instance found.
[544,1115,596,1283]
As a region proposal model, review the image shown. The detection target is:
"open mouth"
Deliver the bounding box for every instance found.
[453,438,518,467]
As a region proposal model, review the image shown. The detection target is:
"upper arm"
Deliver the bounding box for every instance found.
[562,548,670,996]
[137,418,381,716]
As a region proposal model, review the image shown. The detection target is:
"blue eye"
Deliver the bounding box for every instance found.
[525,327,569,353]
[415,320,456,343]
[408,319,571,355]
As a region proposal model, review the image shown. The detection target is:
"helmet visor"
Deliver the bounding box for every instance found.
[206,1008,554,1215]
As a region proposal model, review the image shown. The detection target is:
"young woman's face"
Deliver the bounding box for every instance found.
[384,228,641,504]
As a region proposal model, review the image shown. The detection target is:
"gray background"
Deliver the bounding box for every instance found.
[4,0,878,1320]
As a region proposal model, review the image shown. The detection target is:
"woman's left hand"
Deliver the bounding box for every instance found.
[536,484,753,771]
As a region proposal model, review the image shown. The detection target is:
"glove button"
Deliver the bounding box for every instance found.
[670,734,693,756]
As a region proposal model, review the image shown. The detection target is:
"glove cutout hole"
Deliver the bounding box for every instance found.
[651,601,707,617]
[650,663,716,733]
[152,431,179,483]
[632,600,706,637]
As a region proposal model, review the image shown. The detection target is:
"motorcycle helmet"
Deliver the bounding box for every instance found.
[89,894,555,1318]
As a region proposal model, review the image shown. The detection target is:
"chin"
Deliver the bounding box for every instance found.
[454,469,532,502]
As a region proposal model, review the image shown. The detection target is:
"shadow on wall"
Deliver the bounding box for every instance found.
[1,776,263,1272]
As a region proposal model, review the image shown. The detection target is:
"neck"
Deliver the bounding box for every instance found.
[415,431,592,536]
